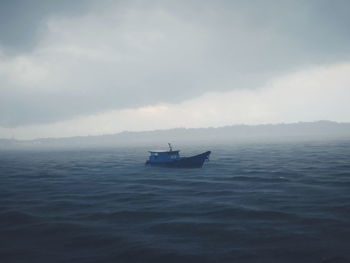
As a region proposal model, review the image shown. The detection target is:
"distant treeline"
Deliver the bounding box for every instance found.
[1,121,350,149]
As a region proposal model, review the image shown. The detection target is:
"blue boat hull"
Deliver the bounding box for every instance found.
[145,151,211,168]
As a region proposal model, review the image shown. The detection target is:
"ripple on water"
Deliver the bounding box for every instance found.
[1,141,350,263]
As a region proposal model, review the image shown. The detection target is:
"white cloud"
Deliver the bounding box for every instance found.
[2,62,349,139]
[0,4,214,126]
[1,1,350,131]
[3,1,350,127]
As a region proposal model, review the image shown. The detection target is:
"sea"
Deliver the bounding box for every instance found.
[1,140,350,263]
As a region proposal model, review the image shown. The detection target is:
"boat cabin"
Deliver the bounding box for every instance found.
[148,150,180,163]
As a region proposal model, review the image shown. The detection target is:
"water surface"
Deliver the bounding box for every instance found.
[1,141,350,262]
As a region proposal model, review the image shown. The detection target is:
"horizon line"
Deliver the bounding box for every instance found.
[1,120,348,142]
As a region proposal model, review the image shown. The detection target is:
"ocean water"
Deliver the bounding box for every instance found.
[1,141,350,263]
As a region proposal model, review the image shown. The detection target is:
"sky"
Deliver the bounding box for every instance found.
[1,0,350,139]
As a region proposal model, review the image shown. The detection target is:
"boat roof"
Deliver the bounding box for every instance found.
[149,150,180,153]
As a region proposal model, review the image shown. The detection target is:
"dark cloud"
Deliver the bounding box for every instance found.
[1,0,350,127]
[0,0,89,54]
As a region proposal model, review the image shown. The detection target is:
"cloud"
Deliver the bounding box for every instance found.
[1,1,350,128]
[2,62,349,139]
[0,0,89,53]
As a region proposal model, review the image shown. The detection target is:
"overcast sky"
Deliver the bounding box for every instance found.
[1,0,350,139]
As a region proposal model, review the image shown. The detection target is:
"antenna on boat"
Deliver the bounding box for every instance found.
[168,143,173,152]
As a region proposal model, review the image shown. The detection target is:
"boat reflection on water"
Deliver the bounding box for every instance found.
[145,143,211,168]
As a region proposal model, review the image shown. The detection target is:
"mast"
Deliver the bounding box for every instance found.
[168,143,173,152]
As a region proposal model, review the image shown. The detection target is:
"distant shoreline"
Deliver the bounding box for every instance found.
[1,121,350,150]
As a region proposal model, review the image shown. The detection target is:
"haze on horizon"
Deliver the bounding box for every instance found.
[1,0,350,140]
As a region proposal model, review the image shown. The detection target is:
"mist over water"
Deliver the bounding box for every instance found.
[1,140,350,263]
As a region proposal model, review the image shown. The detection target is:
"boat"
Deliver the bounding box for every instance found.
[145,143,211,168]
